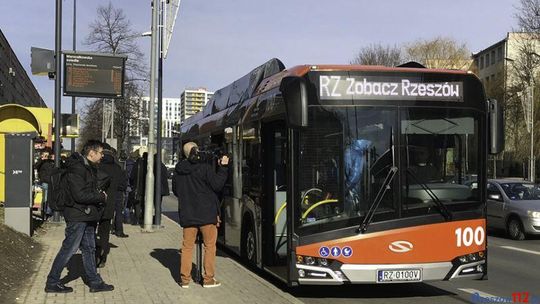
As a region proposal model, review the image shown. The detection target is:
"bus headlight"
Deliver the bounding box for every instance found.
[304,256,316,265]
[527,210,540,218]
[318,258,329,267]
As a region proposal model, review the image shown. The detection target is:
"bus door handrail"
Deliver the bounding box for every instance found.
[274,201,287,225]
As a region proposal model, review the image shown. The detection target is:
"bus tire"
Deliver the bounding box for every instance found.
[507,216,525,240]
[241,216,257,266]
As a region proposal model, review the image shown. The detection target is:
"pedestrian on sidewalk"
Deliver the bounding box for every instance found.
[34,147,55,219]
[95,144,128,269]
[129,152,147,225]
[124,151,138,224]
[174,142,229,288]
[44,140,115,293]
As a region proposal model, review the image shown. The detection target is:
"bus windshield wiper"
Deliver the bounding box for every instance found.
[406,169,453,221]
[358,166,398,234]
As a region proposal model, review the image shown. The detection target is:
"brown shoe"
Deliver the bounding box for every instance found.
[203,279,221,288]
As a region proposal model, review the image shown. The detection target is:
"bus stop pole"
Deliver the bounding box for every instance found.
[154,0,164,228]
[52,0,62,223]
[70,0,76,153]
[143,0,158,232]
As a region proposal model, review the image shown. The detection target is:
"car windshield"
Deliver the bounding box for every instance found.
[500,183,540,200]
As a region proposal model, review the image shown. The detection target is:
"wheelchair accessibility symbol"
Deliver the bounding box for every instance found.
[319,246,330,257]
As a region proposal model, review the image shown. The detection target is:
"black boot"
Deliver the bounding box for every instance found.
[45,283,73,293]
[89,282,114,293]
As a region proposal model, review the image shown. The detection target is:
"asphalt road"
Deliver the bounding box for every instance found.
[161,188,540,304]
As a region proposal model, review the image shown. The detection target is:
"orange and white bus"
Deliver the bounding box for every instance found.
[179,58,503,286]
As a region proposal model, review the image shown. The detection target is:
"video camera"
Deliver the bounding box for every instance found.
[188,146,231,164]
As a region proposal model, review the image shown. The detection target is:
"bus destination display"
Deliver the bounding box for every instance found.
[63,53,126,98]
[318,75,463,102]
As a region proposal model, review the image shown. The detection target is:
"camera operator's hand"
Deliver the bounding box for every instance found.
[216,216,222,228]
[219,155,230,166]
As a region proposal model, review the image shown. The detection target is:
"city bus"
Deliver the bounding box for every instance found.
[179,58,503,286]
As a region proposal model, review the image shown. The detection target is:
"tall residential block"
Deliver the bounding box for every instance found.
[180,88,214,123]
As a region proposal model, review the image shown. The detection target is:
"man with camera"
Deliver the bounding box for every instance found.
[174,142,229,288]
[44,140,114,293]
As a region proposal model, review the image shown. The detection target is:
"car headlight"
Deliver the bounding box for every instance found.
[527,211,540,218]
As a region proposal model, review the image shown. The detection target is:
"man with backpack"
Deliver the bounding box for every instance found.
[44,140,114,293]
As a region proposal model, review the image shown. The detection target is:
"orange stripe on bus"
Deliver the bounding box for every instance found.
[295,219,486,264]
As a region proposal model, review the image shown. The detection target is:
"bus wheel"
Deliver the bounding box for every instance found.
[507,217,525,240]
[242,220,257,265]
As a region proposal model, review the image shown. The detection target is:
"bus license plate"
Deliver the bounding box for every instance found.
[377,269,422,283]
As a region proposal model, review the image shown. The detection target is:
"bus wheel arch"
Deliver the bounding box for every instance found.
[506,214,525,240]
[241,212,257,265]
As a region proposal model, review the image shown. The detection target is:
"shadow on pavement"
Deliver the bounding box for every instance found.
[289,282,457,299]
[60,254,88,285]
[151,248,181,282]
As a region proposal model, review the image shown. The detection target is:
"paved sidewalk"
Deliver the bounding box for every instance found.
[16,216,302,304]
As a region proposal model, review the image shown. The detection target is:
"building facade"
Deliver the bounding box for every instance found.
[180,88,213,123]
[472,32,540,178]
[0,30,45,107]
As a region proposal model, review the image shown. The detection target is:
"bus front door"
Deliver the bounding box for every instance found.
[261,121,288,281]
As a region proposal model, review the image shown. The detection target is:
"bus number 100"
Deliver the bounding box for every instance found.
[455,227,485,247]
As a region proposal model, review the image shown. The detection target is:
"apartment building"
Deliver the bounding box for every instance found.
[180,88,214,123]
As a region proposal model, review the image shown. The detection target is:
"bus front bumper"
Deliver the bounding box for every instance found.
[296,260,485,285]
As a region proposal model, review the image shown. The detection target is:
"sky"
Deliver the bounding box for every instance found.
[0,0,519,111]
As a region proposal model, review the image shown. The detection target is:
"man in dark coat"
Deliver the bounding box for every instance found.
[95,146,128,268]
[45,140,114,293]
[35,147,55,218]
[129,152,169,226]
[175,142,228,288]
[129,152,147,225]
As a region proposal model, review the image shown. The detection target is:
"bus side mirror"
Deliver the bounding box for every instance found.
[280,76,308,128]
[488,99,504,155]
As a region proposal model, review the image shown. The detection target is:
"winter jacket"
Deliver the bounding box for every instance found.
[62,152,107,222]
[98,152,127,220]
[35,159,55,184]
[174,159,228,227]
[129,155,169,202]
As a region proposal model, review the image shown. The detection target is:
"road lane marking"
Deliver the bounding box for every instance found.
[499,246,540,256]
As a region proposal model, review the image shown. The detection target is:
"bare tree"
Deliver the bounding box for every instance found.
[79,2,148,154]
[350,44,402,66]
[516,0,540,35]
[404,37,471,69]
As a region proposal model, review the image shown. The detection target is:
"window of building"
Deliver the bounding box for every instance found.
[479,56,484,69]
[486,53,490,67]
[491,50,496,65]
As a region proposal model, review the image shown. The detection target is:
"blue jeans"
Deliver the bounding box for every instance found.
[46,221,103,287]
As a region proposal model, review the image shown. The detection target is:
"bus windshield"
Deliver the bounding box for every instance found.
[297,106,481,234]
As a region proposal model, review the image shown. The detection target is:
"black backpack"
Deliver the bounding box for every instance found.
[47,166,72,211]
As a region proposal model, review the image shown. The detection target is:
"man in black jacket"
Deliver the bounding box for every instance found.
[44,140,114,293]
[175,142,228,288]
[95,145,128,269]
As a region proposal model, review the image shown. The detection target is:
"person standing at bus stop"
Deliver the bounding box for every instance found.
[174,142,229,288]
[44,140,114,293]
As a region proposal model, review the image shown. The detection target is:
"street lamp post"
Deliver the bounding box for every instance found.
[143,0,159,232]
[529,85,535,181]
